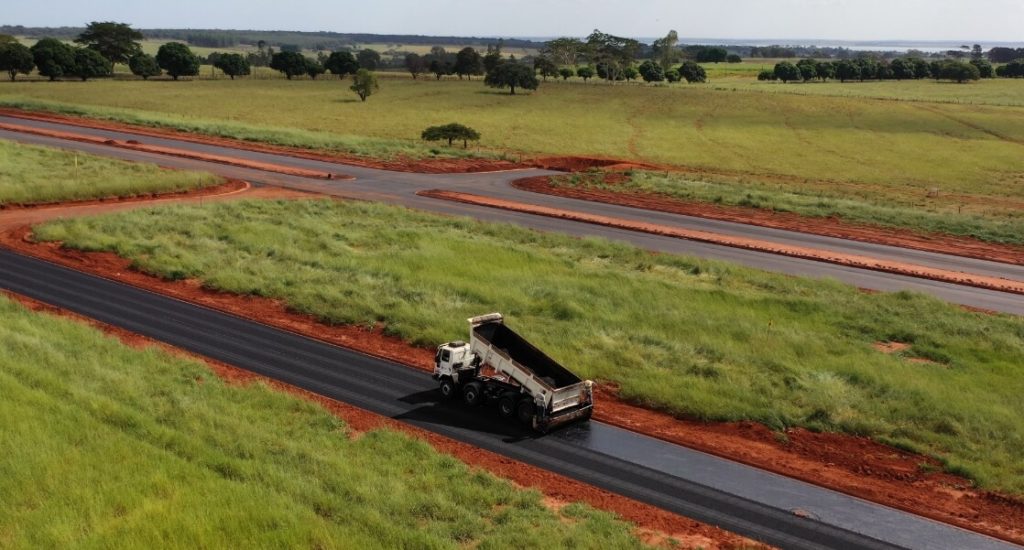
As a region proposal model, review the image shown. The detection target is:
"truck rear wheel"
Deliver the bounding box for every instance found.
[438,378,457,400]
[516,399,536,425]
[498,394,517,418]
[463,382,484,406]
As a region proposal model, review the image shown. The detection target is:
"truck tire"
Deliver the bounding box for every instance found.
[438,378,457,400]
[463,382,484,406]
[498,394,517,418]
[516,399,536,425]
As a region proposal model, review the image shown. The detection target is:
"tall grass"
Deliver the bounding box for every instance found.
[34,199,1024,495]
[0,295,645,548]
[0,140,221,205]
[2,77,1022,198]
[553,170,1024,245]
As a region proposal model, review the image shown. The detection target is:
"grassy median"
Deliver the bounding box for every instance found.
[34,199,1024,495]
[0,294,645,548]
[0,140,221,206]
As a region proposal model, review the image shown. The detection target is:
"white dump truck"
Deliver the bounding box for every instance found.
[433,313,594,432]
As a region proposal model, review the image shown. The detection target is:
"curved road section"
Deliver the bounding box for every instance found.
[2,117,1024,314]
[0,250,1017,550]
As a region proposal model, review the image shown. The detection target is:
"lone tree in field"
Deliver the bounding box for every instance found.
[350,69,378,101]
[156,42,200,80]
[678,61,707,83]
[270,51,308,79]
[533,56,558,81]
[453,47,484,79]
[356,49,381,70]
[638,60,665,82]
[576,66,595,81]
[71,48,113,81]
[214,53,250,79]
[421,123,481,148]
[74,21,143,65]
[128,53,160,79]
[0,42,35,81]
[486,61,539,95]
[558,67,573,80]
[325,51,359,78]
[404,53,425,79]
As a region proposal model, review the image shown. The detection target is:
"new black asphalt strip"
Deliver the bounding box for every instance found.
[1,250,1017,550]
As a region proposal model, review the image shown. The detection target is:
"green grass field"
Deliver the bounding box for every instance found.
[2,77,1021,207]
[552,170,1024,245]
[0,294,646,548]
[34,199,1024,495]
[0,140,221,205]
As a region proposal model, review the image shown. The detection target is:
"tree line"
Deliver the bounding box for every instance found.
[758,56,1016,84]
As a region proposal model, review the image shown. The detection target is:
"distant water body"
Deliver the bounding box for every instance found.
[517,37,1024,53]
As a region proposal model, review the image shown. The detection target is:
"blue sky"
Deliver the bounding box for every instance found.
[4,0,1022,42]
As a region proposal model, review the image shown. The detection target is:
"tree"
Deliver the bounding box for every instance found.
[452,47,484,80]
[421,123,480,148]
[970,58,994,78]
[726,54,743,63]
[350,69,378,101]
[533,56,558,81]
[270,51,307,80]
[677,61,707,83]
[305,58,325,79]
[695,47,728,63]
[651,30,680,70]
[128,53,160,79]
[638,60,665,82]
[971,44,984,61]
[576,66,595,82]
[0,42,34,81]
[623,66,639,81]
[796,59,817,82]
[889,58,914,80]
[664,68,681,82]
[356,49,380,71]
[325,51,359,78]
[404,53,425,79]
[585,29,640,82]
[214,53,250,79]
[543,37,583,67]
[988,47,1024,63]
[997,60,1024,78]
[156,42,200,80]
[910,57,932,79]
[815,61,836,81]
[71,48,112,81]
[773,61,801,83]
[855,58,877,82]
[485,61,539,95]
[74,21,143,65]
[835,60,858,82]
[757,69,777,81]
[936,60,981,83]
[31,38,76,80]
[558,67,573,80]
[483,42,503,74]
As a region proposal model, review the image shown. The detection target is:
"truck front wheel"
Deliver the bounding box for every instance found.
[463,382,484,406]
[438,378,458,400]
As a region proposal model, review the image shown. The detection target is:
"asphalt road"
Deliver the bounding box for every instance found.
[2,116,1024,316]
[3,249,1018,550]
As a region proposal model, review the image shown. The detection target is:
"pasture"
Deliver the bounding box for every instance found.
[0,294,643,548]
[35,198,1024,495]
[0,140,221,205]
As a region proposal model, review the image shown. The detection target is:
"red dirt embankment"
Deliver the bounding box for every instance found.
[0,121,350,180]
[2,224,1022,545]
[418,189,1024,296]
[0,179,248,211]
[0,288,756,550]
[515,175,1024,266]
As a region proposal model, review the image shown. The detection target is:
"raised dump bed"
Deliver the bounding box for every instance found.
[433,313,594,431]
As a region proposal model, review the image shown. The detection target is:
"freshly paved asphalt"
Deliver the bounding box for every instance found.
[2,115,1023,316]
[2,249,1018,550]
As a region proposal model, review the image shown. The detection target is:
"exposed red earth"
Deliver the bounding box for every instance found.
[418,190,1024,295]
[514,175,1024,266]
[0,121,350,180]
[0,288,760,550]
[1,205,1022,544]
[0,178,249,211]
